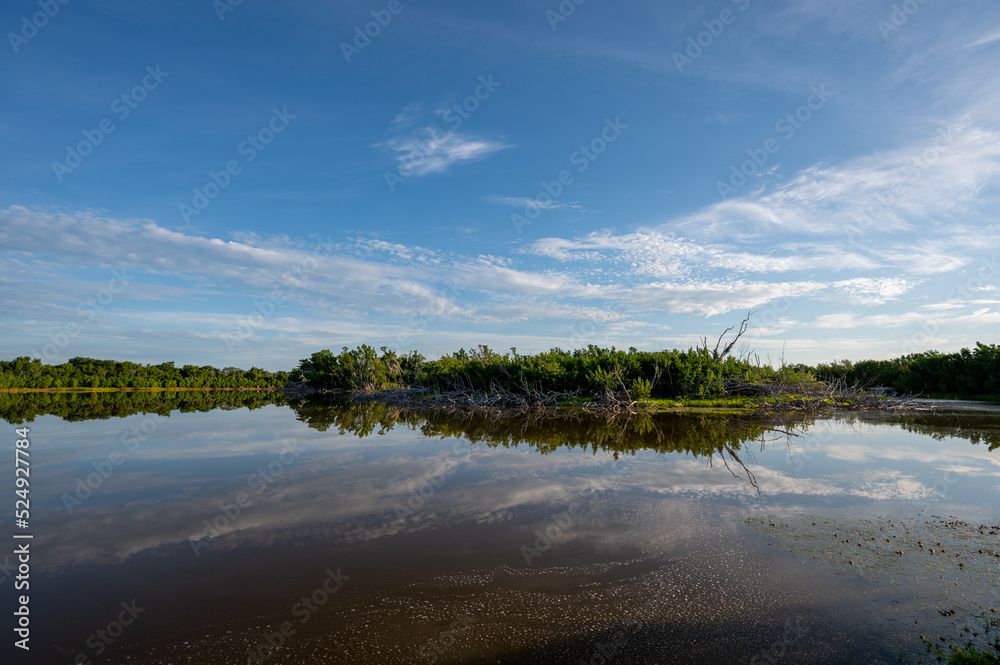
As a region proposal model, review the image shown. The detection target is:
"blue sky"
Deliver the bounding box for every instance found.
[2,0,999,371]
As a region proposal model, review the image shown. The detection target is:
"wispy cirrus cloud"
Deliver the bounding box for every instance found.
[484,195,585,212]
[381,127,510,176]
[673,120,1000,241]
[0,205,461,320]
[378,99,510,177]
[525,231,882,277]
[968,32,1000,48]
[814,308,1000,330]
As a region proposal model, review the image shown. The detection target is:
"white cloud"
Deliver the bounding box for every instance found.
[968,32,1000,48]
[674,122,1000,241]
[0,180,996,367]
[526,231,884,277]
[472,299,627,324]
[484,195,585,213]
[381,127,509,177]
[625,280,827,317]
[813,308,1000,330]
[0,205,463,320]
[826,277,918,305]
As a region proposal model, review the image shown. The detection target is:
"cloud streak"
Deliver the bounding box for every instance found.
[484,195,585,213]
[675,121,1000,241]
[382,127,509,177]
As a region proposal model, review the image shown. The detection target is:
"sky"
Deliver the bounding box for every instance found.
[1,0,999,372]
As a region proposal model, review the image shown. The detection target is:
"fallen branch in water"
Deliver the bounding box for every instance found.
[283,378,655,416]
[348,384,653,417]
[282,374,933,416]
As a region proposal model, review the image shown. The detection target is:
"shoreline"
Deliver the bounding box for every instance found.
[280,384,936,416]
[4,386,992,413]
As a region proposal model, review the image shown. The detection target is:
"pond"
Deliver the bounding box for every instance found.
[2,393,999,664]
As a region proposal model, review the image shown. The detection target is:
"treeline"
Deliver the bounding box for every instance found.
[0,390,287,425]
[0,357,288,390]
[812,343,1000,396]
[290,399,999,455]
[289,398,792,459]
[289,344,799,399]
[291,341,998,401]
[5,339,994,398]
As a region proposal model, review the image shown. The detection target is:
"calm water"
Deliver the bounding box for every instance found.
[2,394,999,664]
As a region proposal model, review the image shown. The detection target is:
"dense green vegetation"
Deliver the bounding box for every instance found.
[814,343,1000,396]
[885,410,1000,451]
[0,390,286,424]
[2,340,995,402]
[0,356,288,390]
[288,398,1000,453]
[290,341,997,401]
[288,397,801,460]
[291,345,424,392]
[289,344,798,400]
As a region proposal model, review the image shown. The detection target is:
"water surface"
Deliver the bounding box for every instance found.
[2,394,999,664]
